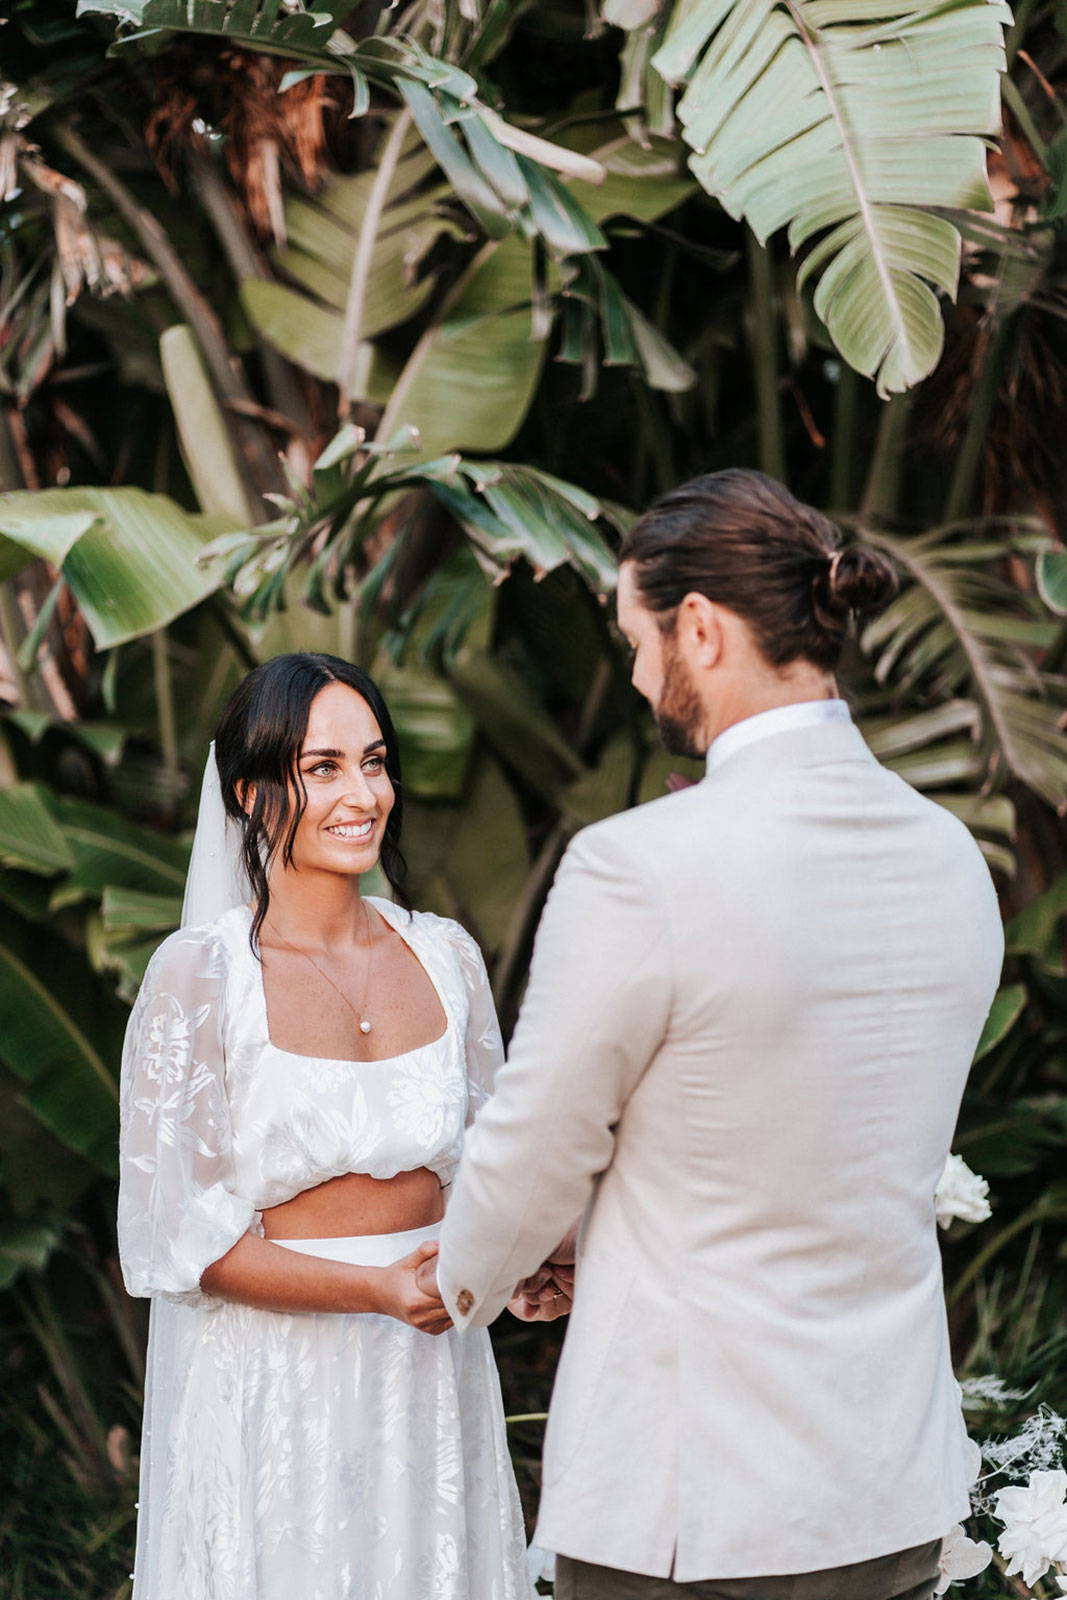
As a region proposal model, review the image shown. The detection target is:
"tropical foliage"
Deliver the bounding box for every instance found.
[1,0,1066,1594]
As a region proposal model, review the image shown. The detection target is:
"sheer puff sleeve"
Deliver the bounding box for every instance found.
[118,925,256,1305]
[445,921,504,1125]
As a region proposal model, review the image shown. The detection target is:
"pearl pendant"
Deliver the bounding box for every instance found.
[359,1020,372,1035]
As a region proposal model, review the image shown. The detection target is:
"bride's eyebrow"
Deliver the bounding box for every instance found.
[301,742,386,759]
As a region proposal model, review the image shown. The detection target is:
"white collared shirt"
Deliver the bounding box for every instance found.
[705,698,852,776]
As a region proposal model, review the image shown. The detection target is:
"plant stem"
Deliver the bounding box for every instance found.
[1006,0,1041,69]
[745,230,786,481]
[339,109,412,420]
[151,629,180,821]
[943,318,1012,524]
[494,818,578,1036]
[828,363,860,510]
[0,583,32,709]
[54,124,281,510]
[859,393,908,521]
[1002,76,1049,165]
[188,150,312,451]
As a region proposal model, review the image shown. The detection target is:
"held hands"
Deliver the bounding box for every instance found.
[376,1240,452,1336]
[508,1223,578,1322]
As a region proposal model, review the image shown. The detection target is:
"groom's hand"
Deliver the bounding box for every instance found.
[508,1263,574,1321]
[507,1221,581,1320]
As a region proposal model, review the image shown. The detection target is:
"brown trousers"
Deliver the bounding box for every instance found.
[554,1540,943,1600]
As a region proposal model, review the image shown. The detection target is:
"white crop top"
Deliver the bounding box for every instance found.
[117,899,503,1306]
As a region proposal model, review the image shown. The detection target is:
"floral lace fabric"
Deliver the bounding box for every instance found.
[118,901,533,1600]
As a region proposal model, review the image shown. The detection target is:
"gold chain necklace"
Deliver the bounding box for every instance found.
[266,899,376,1038]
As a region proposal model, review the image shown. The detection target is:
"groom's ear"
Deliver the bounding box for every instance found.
[678,591,725,672]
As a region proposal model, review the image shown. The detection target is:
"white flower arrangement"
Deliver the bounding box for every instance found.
[940,1407,1067,1594]
[935,1154,992,1230]
[992,1470,1067,1588]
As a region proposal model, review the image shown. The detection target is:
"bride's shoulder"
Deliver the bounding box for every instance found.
[142,909,245,990]
[369,898,484,974]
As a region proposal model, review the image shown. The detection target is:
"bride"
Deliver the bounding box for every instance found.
[117,652,535,1600]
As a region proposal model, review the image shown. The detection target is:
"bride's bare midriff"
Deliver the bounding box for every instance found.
[261,1167,444,1240]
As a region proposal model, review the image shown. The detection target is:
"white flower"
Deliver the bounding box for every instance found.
[993,1469,1067,1587]
[934,1524,993,1594]
[935,1154,992,1229]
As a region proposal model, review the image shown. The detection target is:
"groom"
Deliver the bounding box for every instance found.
[429,470,1003,1600]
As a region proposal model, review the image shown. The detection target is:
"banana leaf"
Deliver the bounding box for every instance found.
[973,983,1028,1063]
[0,489,235,649]
[1006,872,1067,964]
[652,0,1010,393]
[160,325,255,524]
[401,755,529,952]
[0,784,75,876]
[46,795,190,906]
[0,917,119,1174]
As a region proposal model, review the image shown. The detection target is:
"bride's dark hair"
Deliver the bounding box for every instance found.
[213,653,408,951]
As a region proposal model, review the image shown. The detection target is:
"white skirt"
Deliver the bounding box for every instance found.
[132,1225,534,1600]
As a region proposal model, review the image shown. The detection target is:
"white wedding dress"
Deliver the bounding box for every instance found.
[118,899,534,1600]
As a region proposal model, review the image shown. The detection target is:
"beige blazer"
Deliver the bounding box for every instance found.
[437,719,1003,1581]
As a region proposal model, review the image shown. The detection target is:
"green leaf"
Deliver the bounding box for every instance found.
[860,526,1067,812]
[0,508,98,584]
[48,796,190,903]
[1036,547,1067,616]
[515,155,609,258]
[972,982,1028,1062]
[0,932,118,1173]
[0,1221,62,1291]
[399,81,512,238]
[160,325,254,522]
[0,785,76,876]
[1006,873,1067,963]
[90,0,356,58]
[603,0,663,26]
[370,549,493,799]
[401,754,529,953]
[568,135,696,226]
[0,869,57,922]
[376,239,550,460]
[0,489,231,649]
[447,648,588,805]
[625,295,696,391]
[653,0,1010,394]
[240,280,400,396]
[101,886,184,933]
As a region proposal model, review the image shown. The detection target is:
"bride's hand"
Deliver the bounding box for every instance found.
[375,1241,453,1335]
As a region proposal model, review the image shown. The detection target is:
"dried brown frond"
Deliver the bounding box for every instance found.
[144,41,337,243]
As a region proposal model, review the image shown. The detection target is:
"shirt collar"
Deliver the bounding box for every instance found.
[705,699,852,776]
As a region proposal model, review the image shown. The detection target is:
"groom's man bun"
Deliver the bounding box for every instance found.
[619,468,898,672]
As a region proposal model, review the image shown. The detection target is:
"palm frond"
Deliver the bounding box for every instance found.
[858,521,1067,813]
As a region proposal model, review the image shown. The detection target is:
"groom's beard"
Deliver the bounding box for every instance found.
[654,636,706,761]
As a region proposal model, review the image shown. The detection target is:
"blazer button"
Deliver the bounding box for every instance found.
[457,1289,474,1316]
